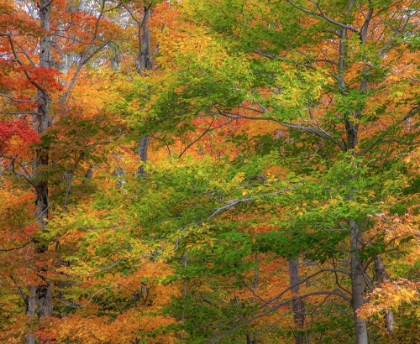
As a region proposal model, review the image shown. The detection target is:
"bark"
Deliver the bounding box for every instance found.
[350,219,368,344]
[244,253,260,344]
[27,1,54,342]
[34,0,52,226]
[344,2,368,339]
[136,4,152,76]
[137,134,150,176]
[110,44,120,70]
[25,286,36,344]
[246,333,257,344]
[136,4,153,177]
[374,255,395,333]
[85,165,94,180]
[289,258,305,344]
[36,283,53,318]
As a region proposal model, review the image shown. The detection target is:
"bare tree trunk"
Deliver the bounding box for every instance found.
[34,0,52,230]
[137,134,150,176]
[25,286,36,344]
[136,3,153,176]
[244,253,260,344]
[136,4,152,76]
[350,220,368,344]
[289,258,305,344]
[36,284,53,318]
[344,8,368,336]
[27,1,54,342]
[374,255,394,333]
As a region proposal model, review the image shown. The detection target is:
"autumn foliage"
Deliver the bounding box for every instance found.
[0,0,419,343]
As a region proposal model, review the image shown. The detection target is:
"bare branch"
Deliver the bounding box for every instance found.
[60,0,109,105]
[0,93,37,103]
[1,34,45,93]
[212,106,345,150]
[10,275,28,306]
[206,191,287,221]
[0,111,39,115]
[0,157,16,179]
[286,0,359,33]
[210,289,351,343]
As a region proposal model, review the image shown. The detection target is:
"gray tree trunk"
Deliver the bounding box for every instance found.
[374,255,394,333]
[27,1,54,342]
[136,4,152,76]
[25,286,36,344]
[34,0,52,229]
[350,220,368,344]
[137,134,150,176]
[36,284,53,318]
[136,4,153,176]
[289,258,305,344]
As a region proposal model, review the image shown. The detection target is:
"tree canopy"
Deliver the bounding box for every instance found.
[0,0,419,343]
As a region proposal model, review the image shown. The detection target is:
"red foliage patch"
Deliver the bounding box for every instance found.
[0,119,40,154]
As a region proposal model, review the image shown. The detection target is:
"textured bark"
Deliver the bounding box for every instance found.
[110,47,120,70]
[344,6,368,337]
[36,283,53,318]
[350,220,368,344]
[137,134,150,176]
[289,258,305,344]
[27,1,54,342]
[25,286,36,344]
[374,255,395,333]
[246,333,258,344]
[34,0,52,229]
[136,5,152,76]
[136,4,153,177]
[25,330,36,344]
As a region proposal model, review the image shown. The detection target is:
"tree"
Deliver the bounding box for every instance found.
[0,0,129,341]
[119,0,419,342]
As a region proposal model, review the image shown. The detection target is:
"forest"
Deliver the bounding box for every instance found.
[0,0,419,343]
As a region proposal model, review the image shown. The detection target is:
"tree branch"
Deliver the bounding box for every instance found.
[287,0,359,33]
[361,105,420,155]
[0,93,37,103]
[210,289,351,343]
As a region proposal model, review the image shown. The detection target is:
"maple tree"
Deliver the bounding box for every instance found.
[0,0,419,343]
[1,0,139,342]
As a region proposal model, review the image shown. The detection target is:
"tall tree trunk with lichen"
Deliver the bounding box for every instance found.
[137,3,153,176]
[26,1,53,343]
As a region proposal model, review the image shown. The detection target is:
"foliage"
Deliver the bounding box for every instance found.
[0,0,419,343]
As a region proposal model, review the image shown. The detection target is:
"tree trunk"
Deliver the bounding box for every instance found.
[25,286,36,344]
[36,284,53,318]
[374,255,394,333]
[27,1,54,342]
[350,219,368,344]
[137,134,150,176]
[34,0,52,229]
[136,4,153,176]
[289,258,305,344]
[136,4,152,76]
